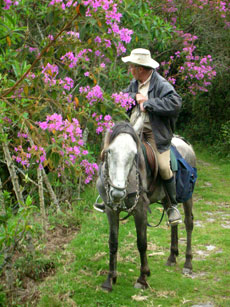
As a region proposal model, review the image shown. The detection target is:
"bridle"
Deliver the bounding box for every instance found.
[103,150,141,214]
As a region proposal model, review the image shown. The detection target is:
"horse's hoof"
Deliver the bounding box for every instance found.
[101,284,113,292]
[134,278,149,289]
[183,267,193,275]
[166,260,176,267]
[134,282,148,289]
[101,280,113,292]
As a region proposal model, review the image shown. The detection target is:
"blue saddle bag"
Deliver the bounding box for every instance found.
[171,146,197,203]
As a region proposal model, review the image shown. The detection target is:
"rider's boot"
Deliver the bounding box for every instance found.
[163,176,182,225]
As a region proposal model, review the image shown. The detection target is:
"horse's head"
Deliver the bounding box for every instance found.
[103,122,139,208]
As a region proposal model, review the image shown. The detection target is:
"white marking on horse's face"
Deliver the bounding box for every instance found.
[107,133,137,189]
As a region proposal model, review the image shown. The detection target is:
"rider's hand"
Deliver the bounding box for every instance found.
[139,102,146,112]
[136,93,147,105]
[136,93,147,112]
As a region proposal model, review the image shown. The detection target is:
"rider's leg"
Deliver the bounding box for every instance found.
[156,149,182,225]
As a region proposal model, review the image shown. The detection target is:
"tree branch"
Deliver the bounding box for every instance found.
[37,166,47,236]
[1,128,24,205]
[24,125,60,211]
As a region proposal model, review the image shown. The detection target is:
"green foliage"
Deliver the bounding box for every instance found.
[0,285,7,306]
[221,120,230,146]
[216,120,230,159]
[0,11,26,46]
[0,195,38,255]
[14,253,55,281]
[122,1,173,51]
[47,207,81,230]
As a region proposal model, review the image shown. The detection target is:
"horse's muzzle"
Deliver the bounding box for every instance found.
[110,188,126,203]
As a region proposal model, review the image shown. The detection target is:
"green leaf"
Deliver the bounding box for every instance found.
[99,104,106,115]
[22,112,29,119]
[50,152,60,168]
[4,12,16,27]
[0,214,10,224]
[25,195,32,206]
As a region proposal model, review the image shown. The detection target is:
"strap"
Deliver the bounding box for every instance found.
[119,212,133,221]
[147,208,165,228]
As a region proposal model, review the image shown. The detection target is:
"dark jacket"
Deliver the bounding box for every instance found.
[123,71,182,153]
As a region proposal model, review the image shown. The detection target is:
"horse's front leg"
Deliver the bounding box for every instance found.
[102,209,119,292]
[134,206,150,289]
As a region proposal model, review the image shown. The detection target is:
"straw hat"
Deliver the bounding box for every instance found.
[122,48,159,69]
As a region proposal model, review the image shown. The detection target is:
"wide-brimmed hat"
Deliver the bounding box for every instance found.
[122,48,159,69]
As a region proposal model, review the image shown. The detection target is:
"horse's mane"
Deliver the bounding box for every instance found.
[105,121,139,147]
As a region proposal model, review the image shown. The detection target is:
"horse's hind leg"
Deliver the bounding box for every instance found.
[134,207,150,289]
[183,198,194,274]
[166,224,179,266]
[102,210,119,292]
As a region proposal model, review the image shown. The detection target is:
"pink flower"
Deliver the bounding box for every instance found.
[94,36,102,43]
[104,115,112,121]
[104,39,111,48]
[48,34,54,41]
[119,28,133,43]
[96,126,104,134]
[95,50,101,56]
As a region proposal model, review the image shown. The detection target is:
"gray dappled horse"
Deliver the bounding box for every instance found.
[96,122,196,291]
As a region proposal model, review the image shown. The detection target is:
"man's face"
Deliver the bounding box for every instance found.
[128,64,141,80]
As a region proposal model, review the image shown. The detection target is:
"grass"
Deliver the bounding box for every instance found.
[36,146,230,306]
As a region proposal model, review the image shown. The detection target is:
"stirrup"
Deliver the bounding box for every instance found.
[166,206,182,225]
[93,195,105,213]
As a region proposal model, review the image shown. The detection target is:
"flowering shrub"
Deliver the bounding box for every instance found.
[80,160,99,184]
[161,32,217,95]
[13,114,96,183]
[2,0,135,187]
[93,113,114,134]
[79,85,104,105]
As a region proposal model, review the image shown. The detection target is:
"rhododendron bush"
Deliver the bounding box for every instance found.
[0,0,136,205]
[0,0,229,207]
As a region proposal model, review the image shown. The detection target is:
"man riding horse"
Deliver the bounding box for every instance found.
[95,48,182,226]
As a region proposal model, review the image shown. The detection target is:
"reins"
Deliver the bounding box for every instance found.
[147,205,165,227]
